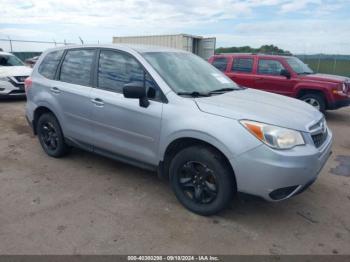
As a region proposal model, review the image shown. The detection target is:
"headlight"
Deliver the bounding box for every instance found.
[342,83,348,93]
[240,120,305,149]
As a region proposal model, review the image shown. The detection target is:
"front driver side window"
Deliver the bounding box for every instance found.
[98,50,144,93]
[258,59,285,75]
[98,50,161,100]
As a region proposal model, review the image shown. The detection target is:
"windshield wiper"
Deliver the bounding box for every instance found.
[208,88,236,94]
[177,91,211,97]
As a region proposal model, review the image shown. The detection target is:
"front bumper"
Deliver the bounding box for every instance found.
[0,78,26,97]
[328,97,350,110]
[230,128,333,201]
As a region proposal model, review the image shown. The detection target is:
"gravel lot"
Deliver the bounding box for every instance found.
[0,99,349,255]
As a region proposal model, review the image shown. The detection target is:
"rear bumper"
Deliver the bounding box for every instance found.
[25,100,36,134]
[328,98,350,110]
[230,128,333,201]
[25,115,35,134]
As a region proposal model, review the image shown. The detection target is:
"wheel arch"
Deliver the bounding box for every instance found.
[159,137,237,189]
[296,88,328,109]
[296,88,325,98]
[33,105,58,134]
[296,86,330,107]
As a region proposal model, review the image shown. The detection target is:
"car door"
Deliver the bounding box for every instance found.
[254,58,294,96]
[226,57,257,87]
[54,48,96,145]
[89,49,163,166]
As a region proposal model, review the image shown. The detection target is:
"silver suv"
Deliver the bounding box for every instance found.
[25,45,333,215]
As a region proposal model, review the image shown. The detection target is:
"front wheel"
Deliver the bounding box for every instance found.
[169,145,235,216]
[300,93,326,112]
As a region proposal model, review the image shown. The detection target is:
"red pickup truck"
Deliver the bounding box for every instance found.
[208,54,350,112]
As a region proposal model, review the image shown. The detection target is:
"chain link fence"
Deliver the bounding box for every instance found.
[297,54,350,77]
[0,38,77,61]
[1,38,350,77]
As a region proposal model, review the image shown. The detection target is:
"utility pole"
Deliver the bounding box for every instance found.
[317,54,321,73]
[78,37,84,44]
[7,36,13,52]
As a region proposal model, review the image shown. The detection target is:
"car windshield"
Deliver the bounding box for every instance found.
[142,52,240,95]
[0,54,24,66]
[286,57,313,74]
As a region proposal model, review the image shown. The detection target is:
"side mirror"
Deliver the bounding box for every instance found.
[280,69,291,79]
[123,83,149,108]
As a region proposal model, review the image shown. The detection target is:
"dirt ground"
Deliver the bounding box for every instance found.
[0,99,349,255]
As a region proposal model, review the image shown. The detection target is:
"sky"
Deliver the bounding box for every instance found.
[0,0,350,54]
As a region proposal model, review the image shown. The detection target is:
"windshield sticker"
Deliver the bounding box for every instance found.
[212,73,231,84]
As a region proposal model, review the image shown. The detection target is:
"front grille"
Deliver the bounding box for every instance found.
[8,78,25,90]
[312,129,328,148]
[9,90,25,94]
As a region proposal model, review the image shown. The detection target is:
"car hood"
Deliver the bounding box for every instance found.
[300,73,349,84]
[0,66,32,77]
[195,88,323,132]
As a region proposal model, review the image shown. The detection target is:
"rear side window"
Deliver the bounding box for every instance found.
[232,58,253,73]
[212,57,228,72]
[38,50,64,79]
[258,59,285,75]
[98,50,144,93]
[59,49,95,86]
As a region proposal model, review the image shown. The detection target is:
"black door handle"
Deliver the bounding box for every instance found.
[50,87,61,94]
[91,98,104,106]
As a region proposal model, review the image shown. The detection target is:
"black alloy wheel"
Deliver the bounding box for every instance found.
[170,145,235,216]
[37,113,70,157]
[178,161,218,204]
[39,121,59,152]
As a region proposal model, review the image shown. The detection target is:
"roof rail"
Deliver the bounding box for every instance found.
[216,53,254,55]
[215,52,293,56]
[255,52,292,56]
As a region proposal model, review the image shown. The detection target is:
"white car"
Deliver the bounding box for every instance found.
[0,51,32,97]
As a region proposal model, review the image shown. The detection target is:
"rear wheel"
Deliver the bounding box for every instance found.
[37,113,70,157]
[169,145,235,216]
[300,93,326,112]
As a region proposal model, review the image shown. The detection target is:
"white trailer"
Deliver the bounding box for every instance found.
[112,34,216,60]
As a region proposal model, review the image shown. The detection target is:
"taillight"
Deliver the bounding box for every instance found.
[24,77,32,93]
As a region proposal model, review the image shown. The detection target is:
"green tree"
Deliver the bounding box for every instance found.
[215,45,292,55]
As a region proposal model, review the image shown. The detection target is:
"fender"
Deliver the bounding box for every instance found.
[33,94,67,134]
[294,82,333,102]
[159,129,236,163]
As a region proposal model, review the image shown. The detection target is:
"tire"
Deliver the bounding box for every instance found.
[169,145,235,216]
[300,93,326,113]
[37,113,70,157]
